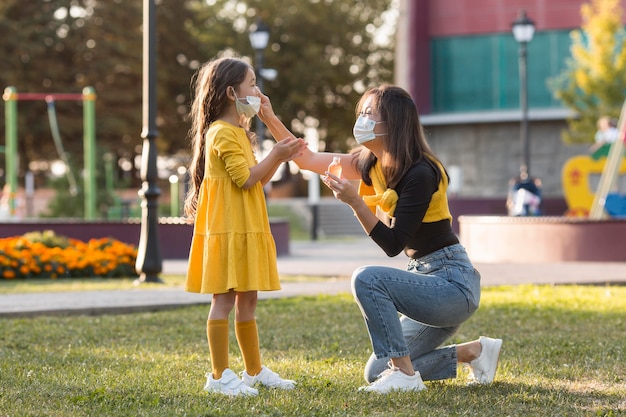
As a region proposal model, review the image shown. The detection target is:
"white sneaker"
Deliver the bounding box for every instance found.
[469,336,503,384]
[242,366,296,390]
[204,369,258,396]
[358,367,427,394]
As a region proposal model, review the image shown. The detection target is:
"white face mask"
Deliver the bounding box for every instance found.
[353,115,385,144]
[232,89,261,118]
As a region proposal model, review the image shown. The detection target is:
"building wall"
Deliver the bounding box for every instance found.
[396,0,626,198]
[428,0,607,36]
[425,120,589,197]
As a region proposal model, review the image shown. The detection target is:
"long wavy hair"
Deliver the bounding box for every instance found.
[183,57,253,220]
[353,85,443,188]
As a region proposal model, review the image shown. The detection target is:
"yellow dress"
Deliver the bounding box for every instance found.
[185,120,280,294]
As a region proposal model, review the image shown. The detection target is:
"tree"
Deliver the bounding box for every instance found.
[549,0,626,144]
[0,0,395,182]
[0,0,206,185]
[187,0,395,153]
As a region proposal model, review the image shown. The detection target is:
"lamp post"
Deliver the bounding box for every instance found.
[249,19,270,142]
[135,0,163,284]
[511,10,535,179]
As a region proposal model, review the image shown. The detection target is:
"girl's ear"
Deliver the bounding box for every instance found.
[226,86,236,101]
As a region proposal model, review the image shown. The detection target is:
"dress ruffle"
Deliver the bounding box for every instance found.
[186,231,280,294]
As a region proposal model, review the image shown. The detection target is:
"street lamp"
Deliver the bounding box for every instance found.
[508,10,542,216]
[511,9,535,179]
[135,0,163,283]
[249,19,270,141]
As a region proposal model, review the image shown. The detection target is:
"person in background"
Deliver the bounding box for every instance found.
[590,116,619,154]
[184,57,306,396]
[259,85,503,394]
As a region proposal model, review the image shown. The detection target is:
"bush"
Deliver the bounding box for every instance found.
[0,231,138,279]
[21,229,70,249]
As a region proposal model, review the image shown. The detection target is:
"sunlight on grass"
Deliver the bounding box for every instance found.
[0,274,333,294]
[0,275,187,294]
[1,286,625,416]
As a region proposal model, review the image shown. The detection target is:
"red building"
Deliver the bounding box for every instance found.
[394,0,626,198]
[400,0,626,114]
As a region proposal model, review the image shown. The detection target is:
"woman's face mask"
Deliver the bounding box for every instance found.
[232,88,261,118]
[353,115,385,144]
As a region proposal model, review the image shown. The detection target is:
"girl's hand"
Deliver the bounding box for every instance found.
[323,173,360,206]
[272,137,307,162]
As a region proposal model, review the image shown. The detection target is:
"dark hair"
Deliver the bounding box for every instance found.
[354,85,442,188]
[183,57,252,219]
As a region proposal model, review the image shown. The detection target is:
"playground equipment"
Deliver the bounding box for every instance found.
[589,99,626,219]
[46,97,79,196]
[561,152,626,217]
[2,86,96,219]
[562,99,626,219]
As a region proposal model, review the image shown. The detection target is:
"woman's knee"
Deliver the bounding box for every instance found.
[351,266,373,298]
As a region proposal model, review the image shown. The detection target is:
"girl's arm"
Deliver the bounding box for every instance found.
[258,93,360,179]
[243,137,304,189]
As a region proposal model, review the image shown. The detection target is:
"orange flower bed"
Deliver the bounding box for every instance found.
[0,233,139,280]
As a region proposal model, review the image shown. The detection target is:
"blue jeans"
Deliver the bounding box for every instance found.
[351,244,481,382]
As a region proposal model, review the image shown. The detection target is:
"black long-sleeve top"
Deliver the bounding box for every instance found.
[368,160,459,259]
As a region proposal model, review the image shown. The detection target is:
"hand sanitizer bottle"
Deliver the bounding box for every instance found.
[327,156,342,178]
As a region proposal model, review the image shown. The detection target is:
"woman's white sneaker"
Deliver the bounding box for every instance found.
[469,336,503,384]
[359,367,427,394]
[204,369,259,396]
[242,366,296,389]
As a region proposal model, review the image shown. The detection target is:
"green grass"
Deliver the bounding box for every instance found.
[0,275,186,294]
[0,275,328,294]
[1,285,625,416]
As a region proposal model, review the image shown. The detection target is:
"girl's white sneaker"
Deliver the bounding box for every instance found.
[204,369,259,396]
[242,365,296,389]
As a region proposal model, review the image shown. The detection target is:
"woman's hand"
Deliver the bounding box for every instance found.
[323,173,361,206]
[324,172,380,235]
[257,89,276,123]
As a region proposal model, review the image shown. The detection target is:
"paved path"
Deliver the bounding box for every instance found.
[2,238,625,317]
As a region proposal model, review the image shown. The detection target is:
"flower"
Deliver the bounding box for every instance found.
[0,232,139,280]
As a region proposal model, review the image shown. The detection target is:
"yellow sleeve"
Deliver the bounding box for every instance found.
[212,126,252,188]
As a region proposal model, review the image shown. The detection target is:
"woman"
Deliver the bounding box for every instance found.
[259,85,502,393]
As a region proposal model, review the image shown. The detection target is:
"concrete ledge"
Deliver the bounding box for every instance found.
[459,215,626,263]
[0,218,290,259]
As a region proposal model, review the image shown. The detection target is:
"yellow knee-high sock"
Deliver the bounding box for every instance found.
[207,319,229,379]
[235,319,262,376]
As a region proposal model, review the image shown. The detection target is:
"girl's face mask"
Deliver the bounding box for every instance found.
[353,115,386,144]
[232,88,261,118]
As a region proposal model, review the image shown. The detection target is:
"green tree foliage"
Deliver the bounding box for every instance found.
[549,0,626,144]
[1,0,394,191]
[0,0,203,181]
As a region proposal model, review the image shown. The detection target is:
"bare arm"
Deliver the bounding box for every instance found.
[258,92,360,179]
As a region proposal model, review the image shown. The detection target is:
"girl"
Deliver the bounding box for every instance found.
[184,57,305,396]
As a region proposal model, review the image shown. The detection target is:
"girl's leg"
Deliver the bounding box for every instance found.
[207,291,236,379]
[235,291,296,389]
[234,291,262,375]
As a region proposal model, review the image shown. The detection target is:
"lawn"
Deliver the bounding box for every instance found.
[1,284,625,416]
